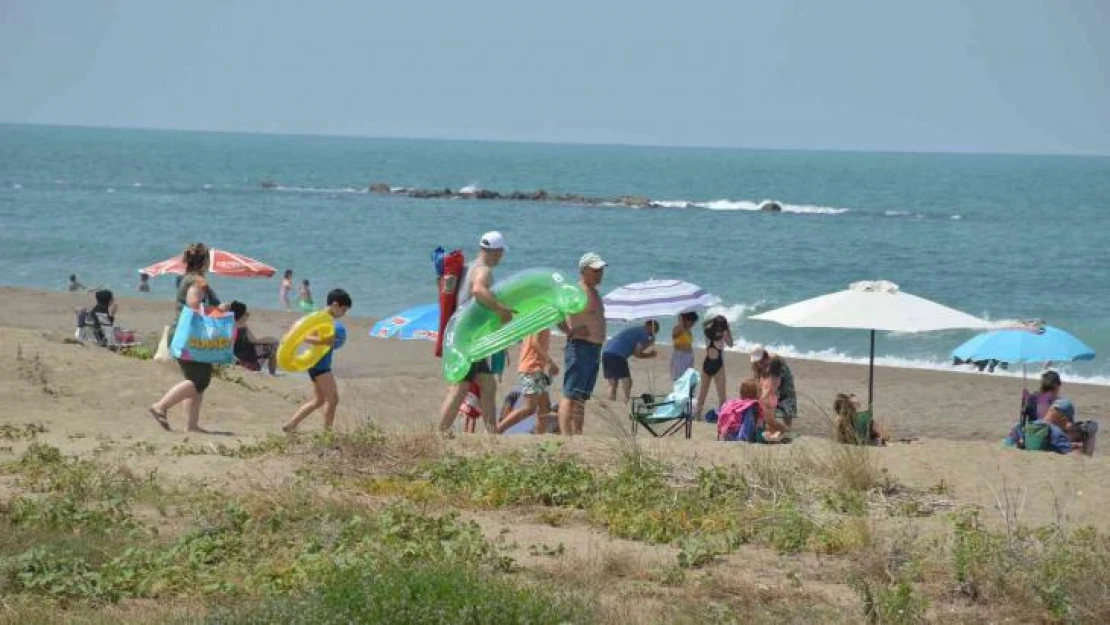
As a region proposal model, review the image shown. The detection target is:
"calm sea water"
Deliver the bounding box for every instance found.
[2,124,1108,382]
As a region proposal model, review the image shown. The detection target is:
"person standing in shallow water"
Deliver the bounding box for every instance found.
[279,269,293,309]
[149,243,230,433]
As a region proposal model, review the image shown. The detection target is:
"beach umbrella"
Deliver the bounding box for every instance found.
[951,323,1095,420]
[603,279,721,321]
[369,303,439,341]
[951,324,1095,366]
[750,280,993,409]
[140,248,276,278]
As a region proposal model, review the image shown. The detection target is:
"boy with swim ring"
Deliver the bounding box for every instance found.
[282,288,352,433]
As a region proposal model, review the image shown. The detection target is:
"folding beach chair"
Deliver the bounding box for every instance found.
[630,368,700,438]
[75,309,141,351]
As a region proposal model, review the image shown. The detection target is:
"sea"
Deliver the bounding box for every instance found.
[2,123,1109,384]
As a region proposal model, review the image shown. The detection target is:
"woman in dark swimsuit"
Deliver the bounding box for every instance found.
[696,315,733,418]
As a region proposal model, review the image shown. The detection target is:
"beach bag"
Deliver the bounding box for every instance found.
[153,325,173,362]
[170,306,235,364]
[1022,422,1051,451]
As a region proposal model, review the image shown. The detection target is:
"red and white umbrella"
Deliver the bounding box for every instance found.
[140,248,276,278]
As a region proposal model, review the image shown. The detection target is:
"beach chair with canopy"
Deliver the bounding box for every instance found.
[630,368,700,438]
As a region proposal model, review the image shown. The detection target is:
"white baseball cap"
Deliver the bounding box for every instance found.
[479,231,507,251]
[579,252,607,270]
[750,344,766,362]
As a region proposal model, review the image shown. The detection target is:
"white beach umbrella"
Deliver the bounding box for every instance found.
[750,280,994,408]
[603,279,721,322]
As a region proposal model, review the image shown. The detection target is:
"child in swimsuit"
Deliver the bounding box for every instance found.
[282,288,351,432]
[298,279,314,311]
[279,269,293,309]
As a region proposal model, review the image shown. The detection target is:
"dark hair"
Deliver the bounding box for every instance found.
[139,272,149,280]
[94,289,113,307]
[229,301,248,321]
[284,269,293,279]
[182,243,209,274]
[680,311,699,325]
[302,279,310,286]
[70,274,77,281]
[833,393,858,444]
[703,315,728,341]
[327,288,352,308]
[645,319,660,334]
[1040,370,1062,393]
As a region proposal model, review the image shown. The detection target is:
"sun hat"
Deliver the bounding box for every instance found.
[578,252,607,270]
[479,231,507,250]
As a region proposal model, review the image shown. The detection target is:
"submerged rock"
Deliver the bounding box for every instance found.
[369,182,391,194]
[759,200,783,212]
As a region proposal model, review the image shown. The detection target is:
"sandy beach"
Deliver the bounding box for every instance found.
[2,284,1108,533]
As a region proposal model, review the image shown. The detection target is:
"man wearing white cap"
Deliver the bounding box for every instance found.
[750,344,797,429]
[557,252,607,435]
[438,231,513,434]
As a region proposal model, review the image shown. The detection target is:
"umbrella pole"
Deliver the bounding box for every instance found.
[868,329,876,411]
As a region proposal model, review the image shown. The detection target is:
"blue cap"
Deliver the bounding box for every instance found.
[1051,398,1075,420]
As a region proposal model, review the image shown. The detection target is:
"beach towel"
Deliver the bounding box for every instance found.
[652,368,698,419]
[170,306,235,364]
[717,398,761,441]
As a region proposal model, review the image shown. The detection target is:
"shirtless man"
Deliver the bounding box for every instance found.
[557,253,607,435]
[438,232,513,434]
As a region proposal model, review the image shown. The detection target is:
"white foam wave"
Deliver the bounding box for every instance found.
[950,215,962,220]
[652,198,849,215]
[884,210,915,217]
[458,183,482,194]
[106,188,115,194]
[720,337,1110,387]
[274,185,364,194]
[11,183,23,189]
[132,182,143,187]
[202,184,212,189]
[706,300,769,325]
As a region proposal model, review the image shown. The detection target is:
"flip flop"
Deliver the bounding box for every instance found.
[148,408,171,431]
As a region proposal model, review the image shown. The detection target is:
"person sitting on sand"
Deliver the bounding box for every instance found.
[229,301,278,375]
[602,320,659,402]
[832,393,884,446]
[751,345,798,429]
[1008,399,1083,455]
[1023,370,1062,423]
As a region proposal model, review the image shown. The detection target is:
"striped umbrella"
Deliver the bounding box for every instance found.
[603,279,721,321]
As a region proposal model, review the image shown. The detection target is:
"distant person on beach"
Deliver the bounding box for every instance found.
[1023,370,1062,423]
[137,272,151,292]
[298,279,314,311]
[68,274,86,292]
[671,312,698,381]
[497,328,559,433]
[438,232,512,434]
[149,243,230,433]
[751,345,798,429]
[833,393,884,445]
[282,288,352,433]
[279,269,293,309]
[695,315,733,418]
[602,320,659,402]
[557,252,607,436]
[230,301,278,375]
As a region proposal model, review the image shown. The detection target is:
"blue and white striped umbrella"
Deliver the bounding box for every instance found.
[603,279,721,321]
[369,303,440,341]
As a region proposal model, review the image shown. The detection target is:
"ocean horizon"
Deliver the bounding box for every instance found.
[2,123,1108,384]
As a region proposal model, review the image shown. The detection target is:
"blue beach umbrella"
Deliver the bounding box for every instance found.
[369,303,440,341]
[951,325,1095,365]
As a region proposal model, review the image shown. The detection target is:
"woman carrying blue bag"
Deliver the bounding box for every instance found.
[149,243,234,433]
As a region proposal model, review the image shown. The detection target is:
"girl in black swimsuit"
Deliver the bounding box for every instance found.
[697,316,733,417]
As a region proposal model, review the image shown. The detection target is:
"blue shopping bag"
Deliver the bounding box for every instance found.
[170,306,236,364]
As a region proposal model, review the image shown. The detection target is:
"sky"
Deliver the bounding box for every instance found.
[1,0,1108,155]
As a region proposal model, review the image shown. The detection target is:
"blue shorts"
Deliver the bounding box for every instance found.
[308,367,332,381]
[602,353,631,381]
[563,340,601,401]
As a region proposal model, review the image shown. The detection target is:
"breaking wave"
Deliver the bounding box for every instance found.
[651,198,849,215]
